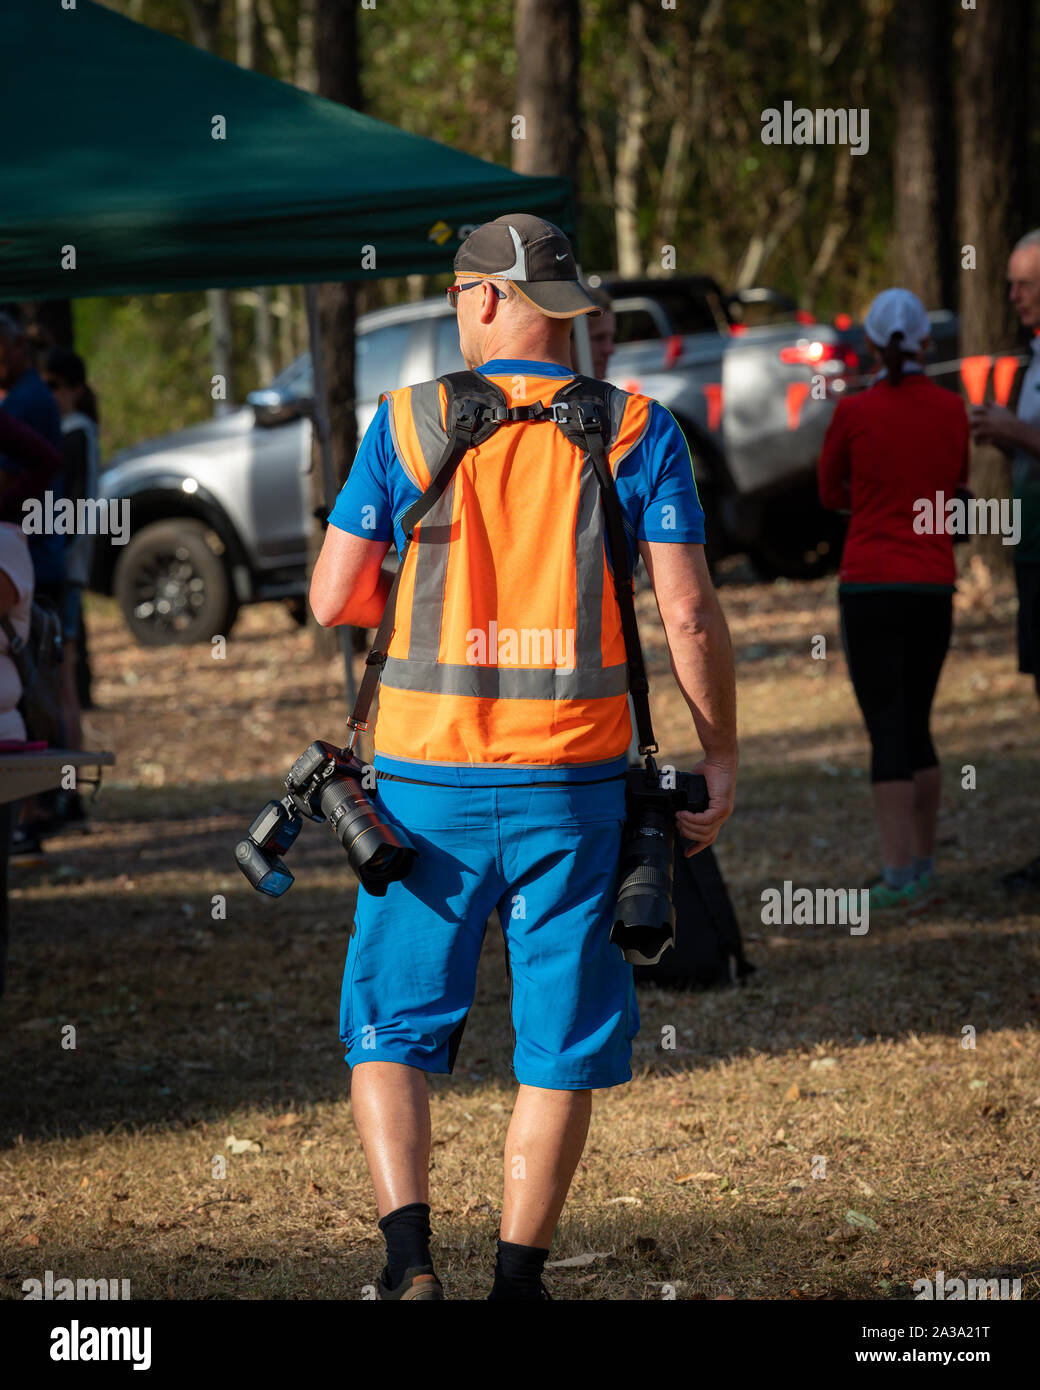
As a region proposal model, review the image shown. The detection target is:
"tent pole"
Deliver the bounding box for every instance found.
[304,282,357,710]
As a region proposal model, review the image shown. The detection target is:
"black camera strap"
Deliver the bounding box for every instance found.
[548,375,659,765]
[346,370,660,771]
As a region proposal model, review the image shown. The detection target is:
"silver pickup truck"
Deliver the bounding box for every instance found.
[93,277,959,645]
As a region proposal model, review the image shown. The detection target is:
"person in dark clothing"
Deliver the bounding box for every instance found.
[819,288,969,912]
[44,348,98,724]
[0,313,66,608]
[0,407,64,516]
[30,348,101,832]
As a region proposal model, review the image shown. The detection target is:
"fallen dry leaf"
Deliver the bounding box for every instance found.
[545,1250,613,1269]
[845,1209,878,1231]
[225,1135,262,1154]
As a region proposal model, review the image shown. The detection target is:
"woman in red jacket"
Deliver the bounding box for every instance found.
[819,289,969,910]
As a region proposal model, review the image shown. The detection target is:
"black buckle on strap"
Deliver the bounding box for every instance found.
[549,400,603,433]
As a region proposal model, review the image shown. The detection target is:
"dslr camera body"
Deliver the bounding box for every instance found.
[610,764,709,966]
[235,740,416,897]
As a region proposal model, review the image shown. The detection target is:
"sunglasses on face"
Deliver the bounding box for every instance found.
[446,280,508,310]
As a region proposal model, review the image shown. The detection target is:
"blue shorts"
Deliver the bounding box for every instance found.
[339,775,638,1090]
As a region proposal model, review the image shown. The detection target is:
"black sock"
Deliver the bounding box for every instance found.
[377,1202,432,1287]
[489,1238,550,1300]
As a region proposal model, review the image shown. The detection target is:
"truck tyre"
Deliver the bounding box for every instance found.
[114,519,238,646]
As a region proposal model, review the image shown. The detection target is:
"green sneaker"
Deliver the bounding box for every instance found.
[869,878,927,912]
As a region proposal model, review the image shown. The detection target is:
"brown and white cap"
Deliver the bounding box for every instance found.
[454,214,600,318]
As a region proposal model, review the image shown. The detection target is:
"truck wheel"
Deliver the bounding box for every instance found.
[286,596,309,628]
[746,489,846,581]
[114,519,238,646]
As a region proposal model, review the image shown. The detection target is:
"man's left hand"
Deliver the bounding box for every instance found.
[675,757,736,857]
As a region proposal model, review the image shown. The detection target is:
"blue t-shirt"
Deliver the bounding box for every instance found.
[0,369,65,585]
[328,359,706,785]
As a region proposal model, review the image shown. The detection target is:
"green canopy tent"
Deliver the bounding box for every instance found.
[2,0,573,298]
[2,0,581,700]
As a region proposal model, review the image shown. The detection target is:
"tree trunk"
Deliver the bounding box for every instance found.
[206,287,236,415]
[235,0,276,387]
[955,0,1031,567]
[184,0,222,54]
[17,300,74,356]
[310,0,362,661]
[296,0,318,93]
[735,151,817,290]
[255,286,275,382]
[614,3,649,276]
[187,3,236,415]
[652,0,723,272]
[256,0,293,79]
[805,0,886,307]
[512,0,582,201]
[275,286,296,364]
[893,0,948,308]
[234,0,254,69]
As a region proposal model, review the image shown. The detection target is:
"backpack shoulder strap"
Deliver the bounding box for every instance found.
[346,372,509,744]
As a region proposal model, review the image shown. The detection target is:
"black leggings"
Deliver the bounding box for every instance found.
[840,590,952,784]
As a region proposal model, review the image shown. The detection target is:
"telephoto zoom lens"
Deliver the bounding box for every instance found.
[318,775,416,895]
[610,803,676,965]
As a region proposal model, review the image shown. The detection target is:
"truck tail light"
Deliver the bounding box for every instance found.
[662,334,683,368]
[779,341,859,371]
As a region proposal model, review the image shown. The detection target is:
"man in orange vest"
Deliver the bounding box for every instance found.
[311,215,737,1300]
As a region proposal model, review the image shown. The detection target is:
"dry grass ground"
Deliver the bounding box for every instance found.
[1,565,1037,1301]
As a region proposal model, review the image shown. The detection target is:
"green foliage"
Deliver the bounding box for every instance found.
[74,0,1039,451]
[74,292,259,459]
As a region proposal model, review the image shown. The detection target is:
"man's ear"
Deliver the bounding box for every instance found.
[479,283,502,324]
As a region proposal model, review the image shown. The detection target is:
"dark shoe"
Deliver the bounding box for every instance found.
[1002,856,1040,892]
[59,790,88,825]
[487,1281,553,1300]
[377,1265,444,1301]
[10,826,46,865]
[30,790,89,840]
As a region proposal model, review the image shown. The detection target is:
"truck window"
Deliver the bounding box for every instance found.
[613,307,664,344]
[434,315,467,377]
[357,323,414,402]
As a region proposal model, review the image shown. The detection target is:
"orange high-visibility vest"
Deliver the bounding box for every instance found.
[374,369,654,769]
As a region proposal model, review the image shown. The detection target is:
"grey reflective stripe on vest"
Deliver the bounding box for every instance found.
[608,387,652,482]
[400,381,453,662]
[573,455,604,669]
[406,474,457,662]
[382,657,628,700]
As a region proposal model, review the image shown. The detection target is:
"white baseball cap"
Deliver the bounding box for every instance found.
[863,288,931,353]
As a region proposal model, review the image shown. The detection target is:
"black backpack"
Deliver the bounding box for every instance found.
[634,841,754,989]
